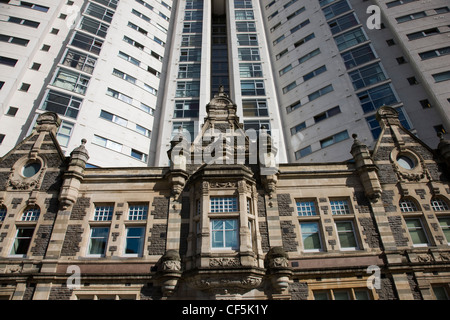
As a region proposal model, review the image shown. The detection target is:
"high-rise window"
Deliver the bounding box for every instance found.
[176,81,200,97]
[334,28,367,51]
[178,64,201,79]
[57,121,74,147]
[241,80,265,96]
[239,63,262,78]
[62,49,97,74]
[41,90,83,119]
[85,2,114,23]
[174,100,199,118]
[180,48,201,62]
[52,68,90,95]
[242,99,268,117]
[322,0,351,20]
[0,56,18,67]
[79,16,109,38]
[238,48,260,61]
[341,44,376,69]
[70,32,104,55]
[349,63,386,90]
[235,10,254,20]
[358,84,398,113]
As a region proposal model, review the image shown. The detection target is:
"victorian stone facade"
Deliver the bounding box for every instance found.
[0,91,450,300]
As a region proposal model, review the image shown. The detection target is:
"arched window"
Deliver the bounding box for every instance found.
[399,198,419,212]
[21,206,40,221]
[0,205,6,222]
[431,197,450,212]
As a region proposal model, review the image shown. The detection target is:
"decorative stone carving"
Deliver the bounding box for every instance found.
[163,259,181,271]
[155,250,182,297]
[7,157,46,191]
[437,252,450,262]
[264,247,293,294]
[186,273,263,295]
[209,182,236,189]
[209,257,241,268]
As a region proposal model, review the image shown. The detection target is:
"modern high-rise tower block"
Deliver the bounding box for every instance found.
[1,0,449,167]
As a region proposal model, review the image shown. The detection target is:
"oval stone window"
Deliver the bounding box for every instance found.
[397,155,415,170]
[22,161,42,178]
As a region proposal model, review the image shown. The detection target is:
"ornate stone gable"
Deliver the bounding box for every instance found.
[372,107,446,185]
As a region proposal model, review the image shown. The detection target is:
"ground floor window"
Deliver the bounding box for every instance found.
[313,288,372,300]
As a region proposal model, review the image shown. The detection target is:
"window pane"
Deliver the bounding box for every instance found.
[439,218,450,243]
[334,291,350,300]
[314,292,329,300]
[355,290,370,300]
[330,200,350,215]
[211,219,238,249]
[94,205,113,221]
[88,227,109,255]
[433,286,449,300]
[128,204,148,220]
[336,222,357,248]
[11,228,34,255]
[297,201,316,216]
[301,222,322,250]
[210,197,238,212]
[406,219,428,245]
[125,227,144,255]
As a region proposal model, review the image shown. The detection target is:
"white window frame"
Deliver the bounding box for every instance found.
[431,198,449,211]
[93,205,114,221]
[21,207,40,221]
[330,199,351,215]
[296,201,317,216]
[210,197,238,213]
[300,222,323,252]
[399,199,419,212]
[87,227,110,257]
[210,219,239,250]
[127,204,148,220]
